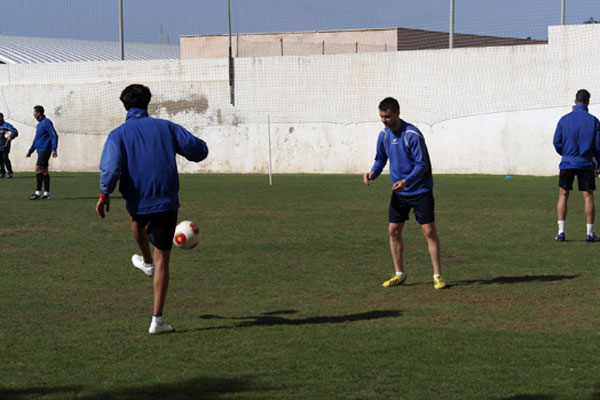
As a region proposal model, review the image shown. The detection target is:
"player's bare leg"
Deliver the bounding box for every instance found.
[583,190,594,224]
[421,222,441,276]
[130,217,153,264]
[382,222,408,287]
[152,249,170,316]
[388,222,405,274]
[557,188,569,221]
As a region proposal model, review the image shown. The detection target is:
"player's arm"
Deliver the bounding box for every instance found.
[366,131,387,185]
[4,123,17,141]
[46,120,59,157]
[553,122,563,155]
[97,136,122,218]
[594,119,600,175]
[402,134,430,187]
[171,123,209,162]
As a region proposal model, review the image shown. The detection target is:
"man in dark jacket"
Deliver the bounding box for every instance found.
[0,112,18,178]
[96,84,209,334]
[553,89,600,242]
[26,105,58,200]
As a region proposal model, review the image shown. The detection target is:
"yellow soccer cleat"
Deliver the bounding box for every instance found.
[433,276,446,290]
[382,274,406,287]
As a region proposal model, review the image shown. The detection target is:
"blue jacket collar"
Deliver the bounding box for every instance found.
[126,107,149,120]
[573,104,588,112]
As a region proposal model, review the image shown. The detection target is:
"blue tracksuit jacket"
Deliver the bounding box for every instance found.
[28,116,58,154]
[370,121,433,196]
[553,104,600,170]
[99,108,209,215]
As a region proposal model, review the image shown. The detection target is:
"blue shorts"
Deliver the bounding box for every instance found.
[389,191,435,225]
[130,210,178,251]
[559,169,596,191]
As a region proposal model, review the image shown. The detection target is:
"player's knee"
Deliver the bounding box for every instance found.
[421,224,437,240]
[388,224,402,239]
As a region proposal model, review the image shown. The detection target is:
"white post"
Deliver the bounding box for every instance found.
[119,0,124,60]
[449,0,455,49]
[268,115,273,185]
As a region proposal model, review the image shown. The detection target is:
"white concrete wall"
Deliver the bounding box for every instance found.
[2,24,600,176]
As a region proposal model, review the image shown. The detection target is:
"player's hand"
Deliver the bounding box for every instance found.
[25,152,30,158]
[51,151,57,158]
[392,180,407,193]
[363,172,374,185]
[96,196,110,219]
[5,137,10,142]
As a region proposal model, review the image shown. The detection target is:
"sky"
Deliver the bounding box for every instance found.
[0,0,599,45]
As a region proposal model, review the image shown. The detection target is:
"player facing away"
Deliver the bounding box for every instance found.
[363,97,445,290]
[26,106,58,200]
[95,84,209,334]
[553,89,600,242]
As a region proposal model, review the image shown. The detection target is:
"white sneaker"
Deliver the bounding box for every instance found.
[148,320,174,335]
[131,254,154,277]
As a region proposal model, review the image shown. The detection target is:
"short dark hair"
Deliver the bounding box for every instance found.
[576,89,591,105]
[379,97,400,113]
[120,84,152,110]
[34,105,45,114]
[0,112,4,119]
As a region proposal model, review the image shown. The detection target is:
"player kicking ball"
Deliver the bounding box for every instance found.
[95,84,209,334]
[363,97,445,290]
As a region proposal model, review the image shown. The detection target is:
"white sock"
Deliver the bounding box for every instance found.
[395,271,405,277]
[152,315,164,325]
[43,191,49,196]
[587,224,594,235]
[35,190,41,196]
[433,274,441,278]
[558,220,565,234]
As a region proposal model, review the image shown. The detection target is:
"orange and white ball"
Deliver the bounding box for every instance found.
[173,220,200,249]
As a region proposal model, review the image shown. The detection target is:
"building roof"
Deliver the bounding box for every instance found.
[0,35,179,64]
[395,27,546,50]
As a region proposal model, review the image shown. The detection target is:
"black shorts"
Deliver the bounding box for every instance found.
[130,210,178,251]
[389,191,435,225]
[36,151,51,167]
[559,169,596,191]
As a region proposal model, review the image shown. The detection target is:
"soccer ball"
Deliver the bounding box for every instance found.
[173,220,200,249]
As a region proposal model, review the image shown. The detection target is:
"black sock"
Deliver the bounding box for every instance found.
[36,173,43,191]
[43,174,50,192]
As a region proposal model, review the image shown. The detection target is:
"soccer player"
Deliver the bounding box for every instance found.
[553,89,600,242]
[26,106,58,199]
[0,112,18,179]
[363,97,445,290]
[95,84,209,334]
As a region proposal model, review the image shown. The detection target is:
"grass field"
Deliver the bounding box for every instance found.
[1,172,599,400]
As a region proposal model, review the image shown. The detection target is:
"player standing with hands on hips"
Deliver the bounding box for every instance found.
[26,106,58,200]
[363,97,445,289]
[553,89,600,242]
[96,84,209,334]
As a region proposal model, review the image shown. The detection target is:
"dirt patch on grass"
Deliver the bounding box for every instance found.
[0,226,50,235]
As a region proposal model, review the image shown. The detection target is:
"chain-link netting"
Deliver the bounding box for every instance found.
[0,1,599,135]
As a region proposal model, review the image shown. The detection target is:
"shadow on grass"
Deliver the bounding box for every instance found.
[0,376,268,400]
[450,274,579,288]
[493,395,554,400]
[192,309,402,331]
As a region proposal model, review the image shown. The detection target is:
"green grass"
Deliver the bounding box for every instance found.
[1,173,599,400]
